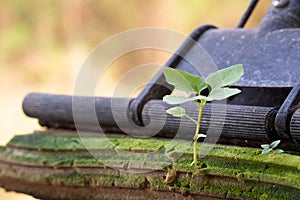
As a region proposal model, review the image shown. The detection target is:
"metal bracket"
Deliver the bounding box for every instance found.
[128,0,300,129]
[275,84,300,139]
[236,0,259,28]
[128,25,216,126]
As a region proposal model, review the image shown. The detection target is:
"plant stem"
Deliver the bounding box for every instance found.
[185,114,197,125]
[193,100,206,166]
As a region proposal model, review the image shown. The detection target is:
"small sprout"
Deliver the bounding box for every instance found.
[163,64,244,166]
[274,149,284,154]
[270,140,281,148]
[261,140,284,156]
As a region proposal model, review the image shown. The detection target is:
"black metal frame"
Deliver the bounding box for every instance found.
[127,0,300,141]
[129,25,216,126]
[21,0,300,147]
[236,0,260,28]
[275,84,300,140]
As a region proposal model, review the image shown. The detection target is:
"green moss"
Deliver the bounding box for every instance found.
[49,173,117,187]
[8,133,116,150]
[2,132,300,199]
[144,172,300,199]
[173,158,300,189]
[35,172,149,189]
[189,177,300,199]
[116,137,166,152]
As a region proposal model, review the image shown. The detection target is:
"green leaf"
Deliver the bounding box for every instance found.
[206,64,244,89]
[163,95,211,105]
[163,95,197,104]
[163,68,207,94]
[261,144,270,149]
[209,88,241,101]
[261,148,272,154]
[270,140,281,148]
[166,107,186,117]
[198,96,212,101]
[274,149,284,154]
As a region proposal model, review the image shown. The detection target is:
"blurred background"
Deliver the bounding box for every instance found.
[0,0,271,199]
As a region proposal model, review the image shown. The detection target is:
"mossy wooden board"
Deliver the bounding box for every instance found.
[0,131,299,200]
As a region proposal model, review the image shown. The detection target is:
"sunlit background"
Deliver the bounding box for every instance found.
[0,0,271,199]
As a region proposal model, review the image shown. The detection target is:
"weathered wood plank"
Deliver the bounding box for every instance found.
[0,132,299,200]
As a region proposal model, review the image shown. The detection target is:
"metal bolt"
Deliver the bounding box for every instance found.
[272,0,289,8]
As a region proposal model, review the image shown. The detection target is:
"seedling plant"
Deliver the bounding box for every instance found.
[261,140,284,156]
[162,64,244,166]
